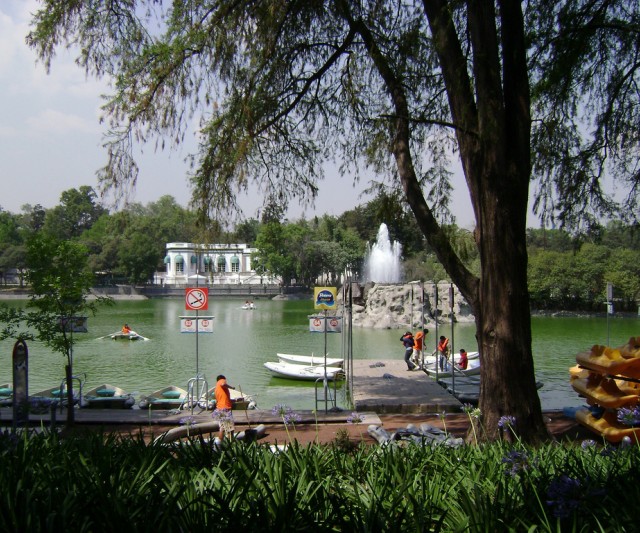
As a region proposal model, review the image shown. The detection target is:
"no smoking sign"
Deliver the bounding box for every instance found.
[185,288,208,310]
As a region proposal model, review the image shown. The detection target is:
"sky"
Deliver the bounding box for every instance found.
[0,1,533,231]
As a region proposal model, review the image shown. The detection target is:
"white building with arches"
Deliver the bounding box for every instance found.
[162,242,279,286]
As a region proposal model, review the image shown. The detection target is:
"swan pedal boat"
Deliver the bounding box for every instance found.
[264,361,344,381]
[276,353,344,367]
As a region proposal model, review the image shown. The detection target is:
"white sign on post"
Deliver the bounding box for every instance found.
[180,317,214,333]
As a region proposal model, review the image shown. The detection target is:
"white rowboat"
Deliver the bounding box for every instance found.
[423,357,481,378]
[264,361,344,381]
[420,350,479,367]
[276,353,344,367]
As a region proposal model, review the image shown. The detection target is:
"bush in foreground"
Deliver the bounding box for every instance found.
[0,429,636,531]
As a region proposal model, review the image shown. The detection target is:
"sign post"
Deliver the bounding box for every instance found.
[183,288,212,412]
[12,339,28,430]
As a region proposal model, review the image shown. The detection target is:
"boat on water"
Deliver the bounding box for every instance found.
[198,386,257,410]
[32,384,84,407]
[0,383,12,406]
[264,361,344,381]
[82,384,135,409]
[138,385,188,410]
[241,301,256,310]
[423,357,481,378]
[276,353,344,367]
[421,350,479,367]
[107,331,148,341]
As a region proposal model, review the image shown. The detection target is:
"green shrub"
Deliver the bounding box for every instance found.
[0,429,637,531]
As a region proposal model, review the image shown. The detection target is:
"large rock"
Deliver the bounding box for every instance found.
[345,281,474,329]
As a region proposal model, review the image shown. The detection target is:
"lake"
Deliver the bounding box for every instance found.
[1,298,638,411]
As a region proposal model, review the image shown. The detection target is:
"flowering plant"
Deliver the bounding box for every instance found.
[272,404,301,441]
[212,408,234,433]
[179,415,196,437]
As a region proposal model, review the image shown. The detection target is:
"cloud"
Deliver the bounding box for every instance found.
[25,108,101,135]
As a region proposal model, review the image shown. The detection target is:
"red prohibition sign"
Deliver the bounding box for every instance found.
[185,288,208,310]
[185,320,193,327]
[330,319,338,326]
[313,318,321,327]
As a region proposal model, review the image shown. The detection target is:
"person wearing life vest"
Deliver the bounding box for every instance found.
[412,329,428,368]
[121,324,132,334]
[458,348,468,370]
[437,336,450,371]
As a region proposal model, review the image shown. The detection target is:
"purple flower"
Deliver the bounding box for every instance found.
[179,416,196,427]
[546,475,582,519]
[545,475,606,519]
[347,412,364,425]
[502,450,532,477]
[283,411,302,426]
[498,415,516,429]
[272,403,290,417]
[616,406,640,426]
[271,404,300,426]
[212,409,233,423]
[580,439,597,450]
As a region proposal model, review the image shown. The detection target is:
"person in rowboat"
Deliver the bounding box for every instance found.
[457,348,468,370]
[121,324,132,334]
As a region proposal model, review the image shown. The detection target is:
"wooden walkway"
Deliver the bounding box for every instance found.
[351,359,462,414]
[0,359,461,427]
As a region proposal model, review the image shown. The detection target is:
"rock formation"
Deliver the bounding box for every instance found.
[343,281,474,329]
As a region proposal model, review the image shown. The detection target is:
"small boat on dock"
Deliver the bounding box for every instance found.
[138,386,188,410]
[276,353,344,367]
[264,361,344,381]
[83,384,135,409]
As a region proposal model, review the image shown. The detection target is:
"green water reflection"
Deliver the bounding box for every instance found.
[0,299,638,411]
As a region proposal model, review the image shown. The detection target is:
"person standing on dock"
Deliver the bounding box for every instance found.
[412,329,428,368]
[401,331,416,370]
[214,374,234,443]
[438,336,450,371]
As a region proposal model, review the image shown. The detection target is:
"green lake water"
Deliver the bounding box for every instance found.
[1,298,638,412]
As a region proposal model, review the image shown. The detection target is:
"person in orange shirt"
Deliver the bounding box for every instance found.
[412,329,428,368]
[121,324,131,334]
[214,374,234,442]
[437,336,450,370]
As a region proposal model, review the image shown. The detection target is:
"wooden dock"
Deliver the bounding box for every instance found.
[0,359,460,427]
[351,359,462,414]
